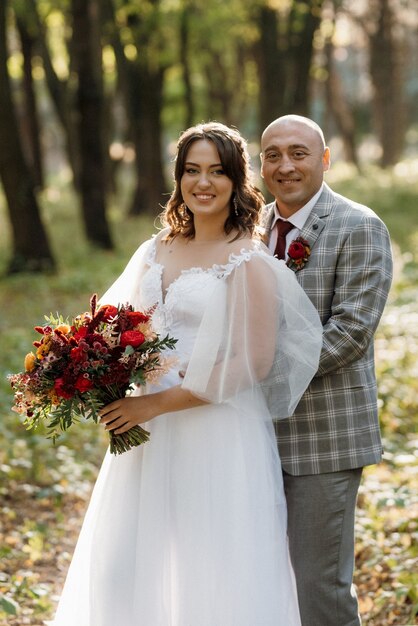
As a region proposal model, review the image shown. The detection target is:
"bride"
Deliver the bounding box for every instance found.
[50,122,322,626]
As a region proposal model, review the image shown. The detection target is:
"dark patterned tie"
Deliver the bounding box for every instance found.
[274,220,295,259]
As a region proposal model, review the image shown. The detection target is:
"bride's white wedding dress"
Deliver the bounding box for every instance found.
[51,238,322,626]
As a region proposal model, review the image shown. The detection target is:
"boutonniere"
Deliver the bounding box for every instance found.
[286,237,311,271]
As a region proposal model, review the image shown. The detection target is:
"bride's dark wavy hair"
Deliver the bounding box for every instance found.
[161,122,265,240]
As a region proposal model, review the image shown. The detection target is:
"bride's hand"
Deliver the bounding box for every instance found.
[99,386,208,435]
[99,395,158,435]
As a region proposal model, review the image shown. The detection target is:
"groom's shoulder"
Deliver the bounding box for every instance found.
[260,200,276,230]
[263,200,276,214]
[324,184,385,225]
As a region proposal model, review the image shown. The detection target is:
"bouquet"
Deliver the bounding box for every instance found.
[9,295,177,455]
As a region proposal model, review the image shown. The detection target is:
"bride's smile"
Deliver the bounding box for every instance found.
[180,139,233,224]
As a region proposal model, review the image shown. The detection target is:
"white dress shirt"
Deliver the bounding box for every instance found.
[268,185,323,255]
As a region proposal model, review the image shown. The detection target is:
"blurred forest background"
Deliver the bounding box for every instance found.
[0,0,417,624]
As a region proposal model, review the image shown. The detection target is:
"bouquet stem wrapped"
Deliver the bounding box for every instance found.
[9,295,177,455]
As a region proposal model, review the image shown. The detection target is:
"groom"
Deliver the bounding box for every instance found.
[260,115,393,625]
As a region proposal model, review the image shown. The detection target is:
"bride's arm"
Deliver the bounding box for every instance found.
[181,253,278,402]
[181,252,322,415]
[99,386,208,434]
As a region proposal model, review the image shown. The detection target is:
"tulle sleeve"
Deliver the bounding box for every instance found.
[98,238,154,309]
[182,250,323,420]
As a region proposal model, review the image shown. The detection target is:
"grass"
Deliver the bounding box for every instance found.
[0,160,418,624]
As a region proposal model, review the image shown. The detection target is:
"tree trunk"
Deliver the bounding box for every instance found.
[203,51,233,123]
[24,0,81,189]
[0,1,54,273]
[288,0,323,115]
[368,0,404,167]
[71,0,113,248]
[102,0,166,215]
[16,15,44,188]
[180,5,194,128]
[128,63,167,215]
[254,6,287,134]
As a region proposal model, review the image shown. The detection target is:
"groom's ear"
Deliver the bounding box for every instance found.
[322,147,331,172]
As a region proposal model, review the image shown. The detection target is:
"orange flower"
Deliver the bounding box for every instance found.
[24,352,36,372]
[55,324,71,335]
[36,336,52,360]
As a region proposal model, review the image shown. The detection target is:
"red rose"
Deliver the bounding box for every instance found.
[54,377,74,399]
[74,375,94,393]
[120,330,145,348]
[127,311,149,327]
[286,237,311,271]
[288,241,307,260]
[99,304,119,322]
[73,326,89,340]
[70,346,87,363]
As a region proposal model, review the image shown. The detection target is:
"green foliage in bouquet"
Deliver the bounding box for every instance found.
[9,295,177,455]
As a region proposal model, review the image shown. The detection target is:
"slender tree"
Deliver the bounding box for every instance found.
[288,0,323,115]
[128,55,166,215]
[254,4,286,133]
[342,0,406,166]
[20,0,82,188]
[103,0,167,215]
[254,0,323,133]
[368,0,405,166]
[0,2,55,273]
[15,13,44,188]
[179,3,194,128]
[71,0,113,248]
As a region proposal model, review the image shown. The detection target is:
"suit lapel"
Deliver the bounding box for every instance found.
[265,184,336,272]
[300,184,334,244]
[261,201,276,246]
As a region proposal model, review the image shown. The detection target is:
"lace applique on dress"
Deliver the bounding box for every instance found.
[141,239,268,334]
[209,248,258,279]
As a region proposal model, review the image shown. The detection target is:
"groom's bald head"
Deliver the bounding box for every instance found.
[262,115,326,151]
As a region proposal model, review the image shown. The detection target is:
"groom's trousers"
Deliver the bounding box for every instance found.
[283,468,363,626]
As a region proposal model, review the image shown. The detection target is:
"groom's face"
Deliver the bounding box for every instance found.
[260,120,330,217]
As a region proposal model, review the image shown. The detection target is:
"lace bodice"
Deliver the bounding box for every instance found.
[139,239,259,368]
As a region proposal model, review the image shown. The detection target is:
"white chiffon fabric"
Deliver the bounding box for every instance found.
[50,237,322,626]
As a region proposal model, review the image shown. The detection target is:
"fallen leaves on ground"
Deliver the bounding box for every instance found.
[1,456,417,625]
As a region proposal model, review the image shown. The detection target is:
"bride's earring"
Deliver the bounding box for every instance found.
[233,196,239,217]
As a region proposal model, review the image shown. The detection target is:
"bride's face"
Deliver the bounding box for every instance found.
[180,139,234,222]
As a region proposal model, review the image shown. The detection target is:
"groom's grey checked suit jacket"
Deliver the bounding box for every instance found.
[266,183,393,476]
